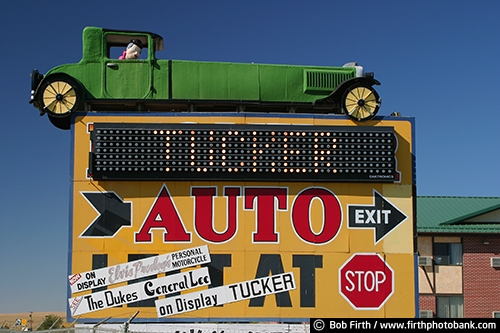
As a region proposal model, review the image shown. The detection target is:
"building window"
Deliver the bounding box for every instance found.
[433,243,462,265]
[493,312,500,318]
[437,296,463,318]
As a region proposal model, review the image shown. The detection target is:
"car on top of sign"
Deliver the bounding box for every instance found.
[29,26,382,130]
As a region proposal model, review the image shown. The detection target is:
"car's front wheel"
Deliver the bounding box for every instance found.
[342,84,381,121]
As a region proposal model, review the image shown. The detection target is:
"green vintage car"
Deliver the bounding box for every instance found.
[30,26,381,129]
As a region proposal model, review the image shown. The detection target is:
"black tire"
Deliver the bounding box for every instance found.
[48,114,71,130]
[342,84,381,121]
[39,76,82,117]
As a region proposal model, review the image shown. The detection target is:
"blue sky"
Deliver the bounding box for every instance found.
[1,0,499,314]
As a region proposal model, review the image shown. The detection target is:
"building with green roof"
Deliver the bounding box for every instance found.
[416,196,500,318]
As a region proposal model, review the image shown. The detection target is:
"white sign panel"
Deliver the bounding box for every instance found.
[156,272,296,317]
[68,245,210,293]
[69,267,211,316]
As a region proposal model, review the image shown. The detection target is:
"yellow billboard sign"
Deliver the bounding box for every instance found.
[69,113,416,320]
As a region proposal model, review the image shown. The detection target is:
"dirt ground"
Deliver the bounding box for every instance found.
[0,312,67,330]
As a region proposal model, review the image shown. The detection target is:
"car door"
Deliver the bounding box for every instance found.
[104,58,152,99]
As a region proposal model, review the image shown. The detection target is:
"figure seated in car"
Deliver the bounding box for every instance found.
[119,39,143,59]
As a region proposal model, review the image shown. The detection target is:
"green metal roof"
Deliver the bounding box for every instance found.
[417,196,500,233]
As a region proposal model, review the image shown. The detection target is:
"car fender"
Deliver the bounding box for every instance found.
[315,76,381,105]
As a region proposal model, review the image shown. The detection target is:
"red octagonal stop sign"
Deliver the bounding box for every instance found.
[339,253,394,309]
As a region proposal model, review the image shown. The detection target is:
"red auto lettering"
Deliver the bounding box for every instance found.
[135,185,191,242]
[192,186,240,243]
[245,187,287,243]
[291,188,342,244]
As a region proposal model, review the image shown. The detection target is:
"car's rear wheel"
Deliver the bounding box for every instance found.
[39,76,81,117]
[342,84,380,121]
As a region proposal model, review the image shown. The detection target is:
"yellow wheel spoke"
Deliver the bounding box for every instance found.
[43,89,56,100]
[362,105,374,116]
[64,95,77,106]
[55,102,62,114]
[364,94,376,103]
[360,88,371,100]
[64,88,76,98]
[60,83,74,96]
[353,87,363,99]
[364,100,377,110]
[345,100,358,109]
[45,100,58,113]
[47,83,59,96]
[346,95,359,103]
[61,100,75,111]
[43,96,56,105]
[345,93,360,104]
[347,106,360,116]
